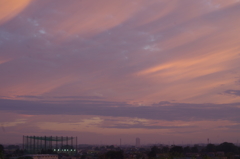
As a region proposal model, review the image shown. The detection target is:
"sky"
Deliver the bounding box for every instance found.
[0,0,240,145]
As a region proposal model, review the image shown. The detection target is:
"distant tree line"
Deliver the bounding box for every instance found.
[0,144,4,159]
[147,142,240,158]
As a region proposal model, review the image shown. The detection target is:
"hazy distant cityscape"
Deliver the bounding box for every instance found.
[1,136,240,159]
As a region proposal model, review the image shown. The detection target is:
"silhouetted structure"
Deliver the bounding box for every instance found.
[136,137,140,147]
[23,136,77,154]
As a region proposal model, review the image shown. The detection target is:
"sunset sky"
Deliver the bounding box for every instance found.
[0,0,240,145]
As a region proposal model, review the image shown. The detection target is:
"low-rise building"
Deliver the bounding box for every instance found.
[24,154,58,159]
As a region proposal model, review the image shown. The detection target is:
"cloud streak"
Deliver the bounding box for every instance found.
[1,98,240,123]
[224,90,240,96]
[0,0,31,25]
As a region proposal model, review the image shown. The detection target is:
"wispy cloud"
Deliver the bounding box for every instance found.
[0,0,31,25]
[1,98,240,123]
[101,123,195,129]
[224,90,240,96]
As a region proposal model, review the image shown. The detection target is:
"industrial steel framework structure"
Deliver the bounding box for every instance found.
[23,136,77,154]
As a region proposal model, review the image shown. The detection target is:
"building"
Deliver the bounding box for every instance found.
[136,138,140,147]
[25,154,58,159]
[23,136,77,155]
[10,154,58,159]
